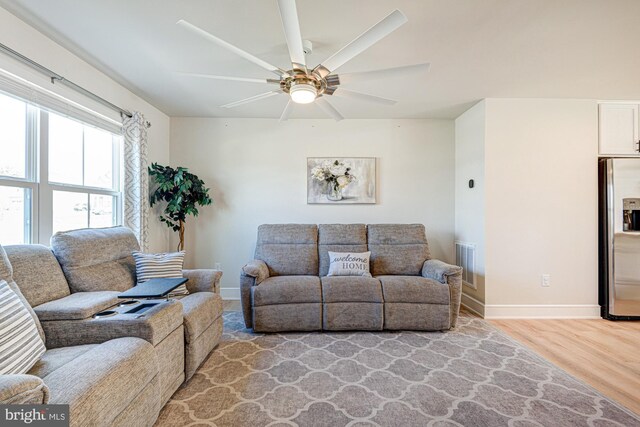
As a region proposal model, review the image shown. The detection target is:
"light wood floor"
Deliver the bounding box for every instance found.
[490,317,640,415]
[223,300,242,312]
[222,301,639,415]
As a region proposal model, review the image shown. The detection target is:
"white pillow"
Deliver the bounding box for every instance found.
[0,279,46,375]
[132,251,188,296]
[327,251,372,277]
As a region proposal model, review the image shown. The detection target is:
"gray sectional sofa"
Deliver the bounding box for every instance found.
[241,224,463,332]
[0,226,223,427]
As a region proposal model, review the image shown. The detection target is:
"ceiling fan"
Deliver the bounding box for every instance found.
[177,0,429,121]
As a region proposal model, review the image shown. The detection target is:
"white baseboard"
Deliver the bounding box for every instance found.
[461,293,485,317]
[484,304,601,319]
[461,292,601,319]
[220,287,240,300]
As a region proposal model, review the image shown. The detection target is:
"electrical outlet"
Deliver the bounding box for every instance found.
[541,274,551,287]
[214,263,221,271]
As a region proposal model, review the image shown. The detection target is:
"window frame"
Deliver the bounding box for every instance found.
[39,111,123,241]
[0,91,123,245]
[0,102,38,244]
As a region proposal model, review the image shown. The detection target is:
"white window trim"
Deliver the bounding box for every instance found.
[0,94,123,245]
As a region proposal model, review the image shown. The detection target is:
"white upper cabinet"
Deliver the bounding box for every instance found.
[599,103,640,156]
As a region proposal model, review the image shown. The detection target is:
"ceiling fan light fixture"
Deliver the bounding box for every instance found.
[289,82,317,104]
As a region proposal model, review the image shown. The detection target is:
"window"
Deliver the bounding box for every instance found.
[0,94,27,179]
[0,91,123,245]
[0,187,30,244]
[46,113,121,235]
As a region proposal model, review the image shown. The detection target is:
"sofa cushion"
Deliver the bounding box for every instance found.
[254,224,318,276]
[34,291,121,321]
[0,245,44,341]
[384,303,451,331]
[42,337,158,427]
[28,344,98,379]
[321,276,383,303]
[252,276,321,306]
[253,303,321,332]
[368,224,431,276]
[180,292,223,344]
[378,276,450,305]
[4,245,70,307]
[51,226,139,293]
[318,224,368,276]
[0,280,46,375]
[323,302,383,331]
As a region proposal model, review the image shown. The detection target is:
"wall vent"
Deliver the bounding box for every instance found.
[455,241,476,289]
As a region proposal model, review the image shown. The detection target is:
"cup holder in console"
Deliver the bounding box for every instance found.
[93,310,117,319]
[118,299,139,307]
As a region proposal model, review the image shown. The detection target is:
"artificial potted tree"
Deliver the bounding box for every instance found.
[149,163,212,251]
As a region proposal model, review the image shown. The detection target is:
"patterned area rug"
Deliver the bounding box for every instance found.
[156,312,640,426]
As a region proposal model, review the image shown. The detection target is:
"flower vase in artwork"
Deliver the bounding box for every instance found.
[310,160,356,203]
[327,184,343,201]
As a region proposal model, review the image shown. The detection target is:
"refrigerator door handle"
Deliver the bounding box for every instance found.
[606,159,616,315]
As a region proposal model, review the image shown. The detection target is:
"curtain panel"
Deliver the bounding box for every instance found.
[122,111,149,251]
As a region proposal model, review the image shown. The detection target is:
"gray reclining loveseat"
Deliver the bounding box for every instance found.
[0,243,161,426]
[0,226,223,426]
[241,224,462,332]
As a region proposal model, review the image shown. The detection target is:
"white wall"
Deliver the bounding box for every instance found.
[484,99,599,317]
[0,7,172,251]
[170,118,455,295]
[2,6,603,315]
[455,101,486,310]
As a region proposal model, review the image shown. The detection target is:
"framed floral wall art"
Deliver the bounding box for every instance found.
[307,157,376,204]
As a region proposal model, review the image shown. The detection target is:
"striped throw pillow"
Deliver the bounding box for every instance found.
[0,279,46,375]
[132,251,188,296]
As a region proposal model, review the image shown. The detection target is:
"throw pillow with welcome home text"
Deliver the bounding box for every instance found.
[327,251,372,277]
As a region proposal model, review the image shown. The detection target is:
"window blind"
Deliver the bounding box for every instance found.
[0,68,122,135]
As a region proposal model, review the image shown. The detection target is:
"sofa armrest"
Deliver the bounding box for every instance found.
[422,259,462,283]
[0,374,49,404]
[241,259,269,284]
[239,275,255,329]
[422,259,463,328]
[240,260,270,329]
[183,269,222,293]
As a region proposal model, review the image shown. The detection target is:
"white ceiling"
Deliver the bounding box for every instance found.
[2,0,640,119]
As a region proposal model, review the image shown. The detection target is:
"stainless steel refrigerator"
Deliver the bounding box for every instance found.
[599,158,640,319]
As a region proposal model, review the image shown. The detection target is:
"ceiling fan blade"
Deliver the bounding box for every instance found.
[331,88,397,106]
[337,63,430,84]
[176,72,278,84]
[314,10,407,77]
[277,0,307,70]
[177,20,286,77]
[280,100,294,121]
[220,91,281,109]
[316,97,344,121]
